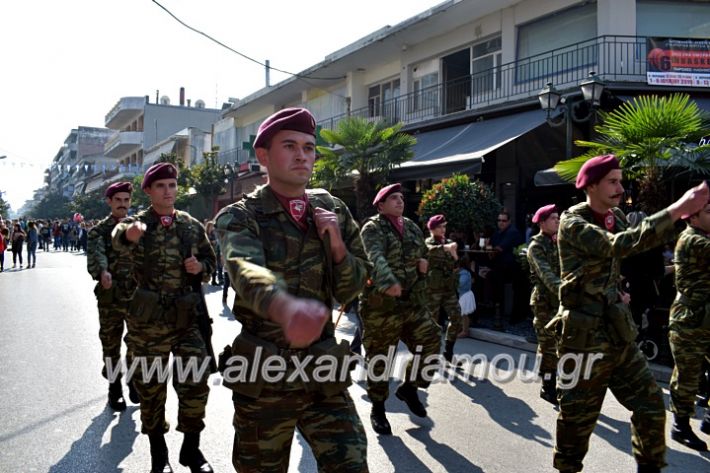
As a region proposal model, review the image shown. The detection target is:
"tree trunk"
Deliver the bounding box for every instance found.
[354,174,376,223]
[637,168,669,214]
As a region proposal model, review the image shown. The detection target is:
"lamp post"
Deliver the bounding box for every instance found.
[538,71,606,160]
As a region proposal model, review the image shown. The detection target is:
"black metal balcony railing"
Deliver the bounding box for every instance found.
[317,35,652,131]
[216,148,253,167]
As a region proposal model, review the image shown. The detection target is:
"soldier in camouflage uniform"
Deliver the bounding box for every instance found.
[360,183,442,436]
[113,162,216,473]
[86,181,139,411]
[424,214,462,362]
[668,200,710,450]
[526,204,560,406]
[214,108,369,473]
[551,154,709,473]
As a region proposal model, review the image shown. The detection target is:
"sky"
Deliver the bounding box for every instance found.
[0,0,442,214]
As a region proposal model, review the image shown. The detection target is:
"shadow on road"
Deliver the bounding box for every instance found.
[405,425,484,472]
[48,406,138,473]
[449,370,553,448]
[377,434,432,472]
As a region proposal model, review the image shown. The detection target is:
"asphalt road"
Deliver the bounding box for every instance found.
[0,250,709,472]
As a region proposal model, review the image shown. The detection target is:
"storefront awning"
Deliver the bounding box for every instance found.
[534,167,571,187]
[391,108,547,181]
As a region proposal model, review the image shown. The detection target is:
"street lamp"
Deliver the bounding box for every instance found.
[538,71,606,160]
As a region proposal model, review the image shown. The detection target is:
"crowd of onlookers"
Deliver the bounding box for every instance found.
[0,215,97,271]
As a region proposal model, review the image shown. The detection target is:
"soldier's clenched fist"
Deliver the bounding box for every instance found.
[267,292,329,348]
[125,221,146,242]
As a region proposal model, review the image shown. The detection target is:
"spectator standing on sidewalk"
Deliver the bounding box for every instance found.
[113,163,216,473]
[26,221,38,268]
[424,214,462,362]
[526,204,560,406]
[360,182,441,436]
[0,226,7,272]
[489,209,523,328]
[667,199,710,451]
[215,108,369,472]
[11,223,25,268]
[551,154,709,473]
[87,182,139,413]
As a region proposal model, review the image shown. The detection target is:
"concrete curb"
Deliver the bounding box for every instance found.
[468,327,673,385]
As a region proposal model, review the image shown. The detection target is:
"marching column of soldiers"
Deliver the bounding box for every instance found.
[86,108,710,473]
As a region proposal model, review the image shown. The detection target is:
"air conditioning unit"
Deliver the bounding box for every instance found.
[248,162,261,173]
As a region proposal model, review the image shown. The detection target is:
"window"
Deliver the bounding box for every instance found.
[412,72,438,112]
[472,37,502,99]
[637,1,710,38]
[516,2,597,82]
[368,79,400,119]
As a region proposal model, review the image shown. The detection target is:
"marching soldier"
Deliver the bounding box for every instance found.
[214,108,369,473]
[526,204,560,406]
[113,162,216,473]
[668,199,710,450]
[424,214,462,362]
[360,183,442,435]
[86,181,138,411]
[551,154,709,473]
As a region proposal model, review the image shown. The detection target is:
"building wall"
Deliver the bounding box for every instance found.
[142,104,220,150]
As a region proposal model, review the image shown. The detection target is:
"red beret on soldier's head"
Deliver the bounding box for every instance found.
[372,183,402,206]
[105,181,133,198]
[253,108,316,149]
[575,154,621,189]
[532,204,557,224]
[427,214,447,230]
[142,162,178,189]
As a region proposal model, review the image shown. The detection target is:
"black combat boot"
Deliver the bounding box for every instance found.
[148,433,173,473]
[395,382,427,418]
[370,401,392,435]
[637,464,661,473]
[128,379,140,405]
[539,374,558,406]
[443,339,455,363]
[108,380,126,411]
[179,432,213,472]
[670,415,707,451]
[700,409,710,435]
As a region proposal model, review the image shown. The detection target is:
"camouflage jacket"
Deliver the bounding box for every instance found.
[425,236,458,292]
[558,202,675,315]
[87,215,135,298]
[527,232,560,312]
[670,225,710,328]
[360,214,427,294]
[214,186,369,346]
[111,208,215,293]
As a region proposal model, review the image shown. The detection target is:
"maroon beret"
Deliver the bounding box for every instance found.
[105,181,133,198]
[532,204,557,224]
[142,162,178,189]
[372,183,402,206]
[427,214,446,230]
[254,108,316,149]
[575,154,620,189]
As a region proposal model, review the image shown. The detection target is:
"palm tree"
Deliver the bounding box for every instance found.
[554,94,710,212]
[314,117,416,220]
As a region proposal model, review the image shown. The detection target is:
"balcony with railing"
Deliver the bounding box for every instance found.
[317,35,654,131]
[105,97,146,130]
[104,131,143,158]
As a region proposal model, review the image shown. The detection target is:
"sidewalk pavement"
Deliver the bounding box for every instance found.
[468,327,673,384]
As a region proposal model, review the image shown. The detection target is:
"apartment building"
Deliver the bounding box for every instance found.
[214,0,710,222]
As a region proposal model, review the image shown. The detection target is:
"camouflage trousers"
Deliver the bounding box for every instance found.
[428,290,462,343]
[98,304,131,379]
[361,300,441,402]
[125,318,210,434]
[669,326,710,417]
[231,387,368,473]
[532,306,557,375]
[554,342,666,472]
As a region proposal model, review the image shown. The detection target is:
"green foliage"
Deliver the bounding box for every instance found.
[30,191,71,219]
[130,152,194,212]
[314,117,416,219]
[418,174,501,233]
[554,93,710,212]
[190,147,226,214]
[70,188,110,220]
[0,191,10,218]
